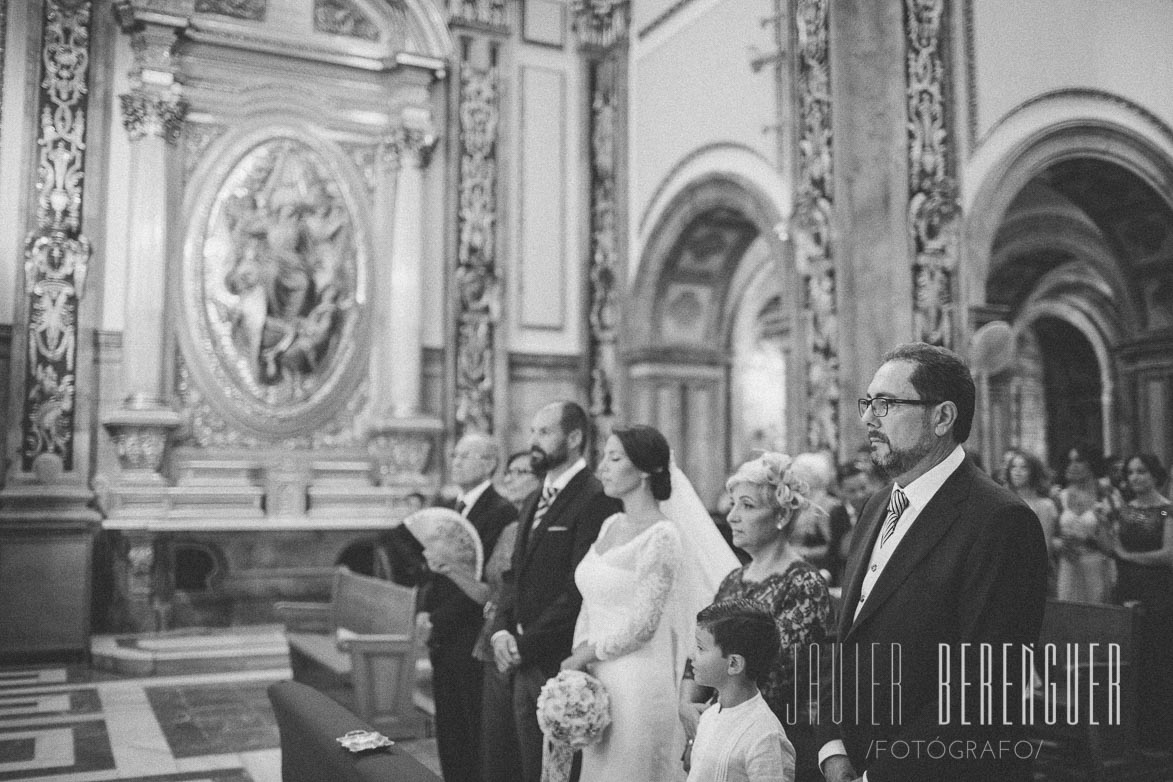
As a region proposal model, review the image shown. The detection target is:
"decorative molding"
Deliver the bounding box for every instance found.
[447,0,508,30]
[586,56,622,457]
[182,123,228,183]
[454,51,502,435]
[790,0,838,452]
[637,0,699,40]
[20,0,94,471]
[979,88,1173,152]
[905,0,960,349]
[0,324,12,364]
[314,0,380,41]
[0,1,7,135]
[194,0,266,21]
[962,0,977,154]
[119,91,189,145]
[572,0,629,49]
[176,354,370,449]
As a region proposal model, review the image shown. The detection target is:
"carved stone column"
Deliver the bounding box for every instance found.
[452,38,504,436]
[576,1,630,460]
[366,123,443,487]
[102,9,187,482]
[370,124,435,421]
[789,0,840,452]
[905,0,961,349]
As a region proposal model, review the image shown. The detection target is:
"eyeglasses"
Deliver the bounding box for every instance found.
[504,468,534,477]
[857,397,942,419]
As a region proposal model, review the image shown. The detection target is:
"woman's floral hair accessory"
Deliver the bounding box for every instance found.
[726,451,811,513]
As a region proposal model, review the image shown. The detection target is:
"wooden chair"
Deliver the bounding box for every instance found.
[276,567,423,738]
[1030,598,1151,781]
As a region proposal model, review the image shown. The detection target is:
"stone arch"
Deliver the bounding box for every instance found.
[963,90,1173,460]
[625,173,795,505]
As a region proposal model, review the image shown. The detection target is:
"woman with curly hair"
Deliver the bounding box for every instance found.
[678,452,836,782]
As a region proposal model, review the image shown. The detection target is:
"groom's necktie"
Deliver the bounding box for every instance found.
[532,484,556,530]
[880,487,909,548]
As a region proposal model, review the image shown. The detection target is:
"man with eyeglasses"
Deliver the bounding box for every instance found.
[425,432,517,782]
[818,343,1047,782]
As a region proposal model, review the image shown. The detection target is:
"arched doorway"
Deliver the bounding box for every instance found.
[627,176,796,506]
[975,148,1173,471]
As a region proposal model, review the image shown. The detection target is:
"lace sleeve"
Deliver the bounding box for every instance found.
[594,523,682,661]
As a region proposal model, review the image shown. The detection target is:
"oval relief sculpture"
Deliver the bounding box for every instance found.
[184,134,368,437]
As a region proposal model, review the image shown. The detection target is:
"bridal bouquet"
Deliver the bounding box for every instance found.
[536,670,611,782]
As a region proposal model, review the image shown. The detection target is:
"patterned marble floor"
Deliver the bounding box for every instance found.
[0,665,440,782]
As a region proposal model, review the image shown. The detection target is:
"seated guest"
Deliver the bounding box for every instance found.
[688,598,795,782]
[424,433,517,782]
[474,450,540,782]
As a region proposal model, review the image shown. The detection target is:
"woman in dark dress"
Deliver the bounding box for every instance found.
[678,452,836,782]
[1113,453,1173,749]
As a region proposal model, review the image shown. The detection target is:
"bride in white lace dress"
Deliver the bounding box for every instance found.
[560,426,739,782]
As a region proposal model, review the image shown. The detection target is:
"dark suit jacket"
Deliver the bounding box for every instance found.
[425,485,517,654]
[819,456,1047,782]
[489,466,621,676]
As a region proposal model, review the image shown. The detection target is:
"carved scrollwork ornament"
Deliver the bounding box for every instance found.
[904,0,960,348]
[120,91,189,145]
[454,61,501,435]
[791,0,838,452]
[572,0,630,48]
[447,0,507,29]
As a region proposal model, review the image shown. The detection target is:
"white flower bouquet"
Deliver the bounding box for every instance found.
[536,670,611,782]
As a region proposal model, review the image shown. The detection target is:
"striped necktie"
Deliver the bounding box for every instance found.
[879,487,909,548]
[532,483,557,530]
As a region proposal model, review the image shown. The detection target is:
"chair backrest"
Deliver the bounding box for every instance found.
[1039,598,1136,665]
[331,567,417,636]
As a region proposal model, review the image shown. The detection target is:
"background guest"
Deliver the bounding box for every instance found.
[679,452,835,782]
[474,451,538,782]
[1055,442,1120,603]
[826,462,876,587]
[1002,448,1059,595]
[1113,453,1173,749]
[787,452,837,578]
[425,433,517,782]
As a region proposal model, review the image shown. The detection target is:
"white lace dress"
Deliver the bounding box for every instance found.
[574,515,687,782]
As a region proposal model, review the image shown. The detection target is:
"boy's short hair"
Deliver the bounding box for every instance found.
[696,598,781,684]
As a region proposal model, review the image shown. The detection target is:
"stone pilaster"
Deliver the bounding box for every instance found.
[577,1,630,461]
[102,9,188,482]
[830,0,913,417]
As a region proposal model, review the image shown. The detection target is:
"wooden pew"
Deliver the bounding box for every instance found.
[268,680,440,782]
[276,567,422,738]
[1030,598,1144,781]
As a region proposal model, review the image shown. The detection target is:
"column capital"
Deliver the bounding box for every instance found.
[119,90,188,144]
[381,125,438,171]
[572,0,630,49]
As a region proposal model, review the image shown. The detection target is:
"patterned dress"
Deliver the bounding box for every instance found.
[707,560,835,782]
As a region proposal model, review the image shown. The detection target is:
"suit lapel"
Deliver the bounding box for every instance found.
[840,488,889,638]
[512,489,541,571]
[844,461,974,639]
[524,470,587,559]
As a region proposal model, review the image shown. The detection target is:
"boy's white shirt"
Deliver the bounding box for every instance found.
[687,691,795,782]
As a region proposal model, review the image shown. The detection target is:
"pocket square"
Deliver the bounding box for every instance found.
[544,526,569,532]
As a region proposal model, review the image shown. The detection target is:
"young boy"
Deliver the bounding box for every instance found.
[687,598,795,782]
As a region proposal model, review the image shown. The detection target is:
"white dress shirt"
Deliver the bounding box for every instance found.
[456,479,492,517]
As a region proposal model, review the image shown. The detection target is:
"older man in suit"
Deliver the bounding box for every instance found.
[490,401,622,782]
[424,432,516,782]
[819,343,1048,782]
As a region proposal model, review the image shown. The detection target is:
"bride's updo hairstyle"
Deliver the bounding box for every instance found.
[725,451,812,524]
[612,425,672,501]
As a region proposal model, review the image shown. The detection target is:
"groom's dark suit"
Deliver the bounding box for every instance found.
[820,456,1047,782]
[490,463,621,781]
